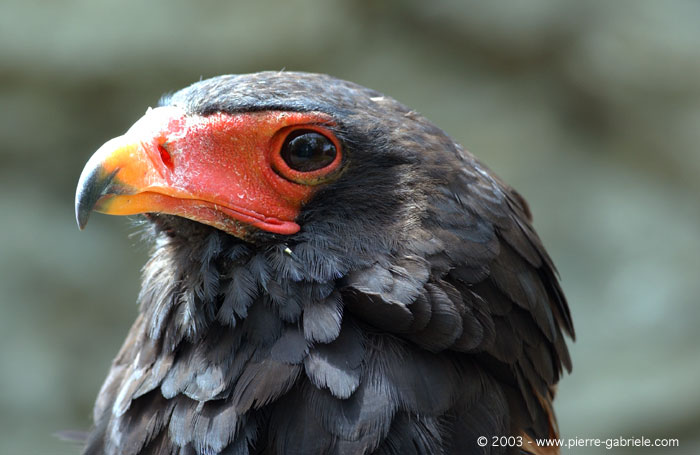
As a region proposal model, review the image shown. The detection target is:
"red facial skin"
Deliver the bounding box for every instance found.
[77,106,343,237]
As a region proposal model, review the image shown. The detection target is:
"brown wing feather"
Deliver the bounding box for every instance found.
[519,386,561,455]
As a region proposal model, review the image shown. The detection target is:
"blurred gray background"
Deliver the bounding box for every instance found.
[1,0,699,454]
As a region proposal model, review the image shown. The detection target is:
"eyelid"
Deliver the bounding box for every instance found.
[270,125,343,185]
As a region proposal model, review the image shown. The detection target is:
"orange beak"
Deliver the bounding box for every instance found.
[75,107,334,237]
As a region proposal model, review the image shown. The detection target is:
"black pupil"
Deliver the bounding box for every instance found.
[281,131,337,172]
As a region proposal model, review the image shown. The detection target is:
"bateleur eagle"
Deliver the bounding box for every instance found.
[75,72,574,455]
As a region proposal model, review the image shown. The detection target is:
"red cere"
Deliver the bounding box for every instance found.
[144,110,342,235]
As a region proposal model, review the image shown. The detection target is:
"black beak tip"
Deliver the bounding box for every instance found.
[75,166,118,231]
[75,199,90,230]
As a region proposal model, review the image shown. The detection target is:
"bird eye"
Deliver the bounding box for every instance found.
[280,131,337,172]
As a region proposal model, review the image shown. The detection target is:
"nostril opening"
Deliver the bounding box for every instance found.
[158,143,174,170]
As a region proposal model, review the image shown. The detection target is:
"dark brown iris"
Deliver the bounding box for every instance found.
[280,130,337,172]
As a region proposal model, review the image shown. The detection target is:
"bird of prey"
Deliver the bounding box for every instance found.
[75,72,573,455]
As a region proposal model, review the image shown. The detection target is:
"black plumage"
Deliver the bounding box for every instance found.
[77,72,573,455]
